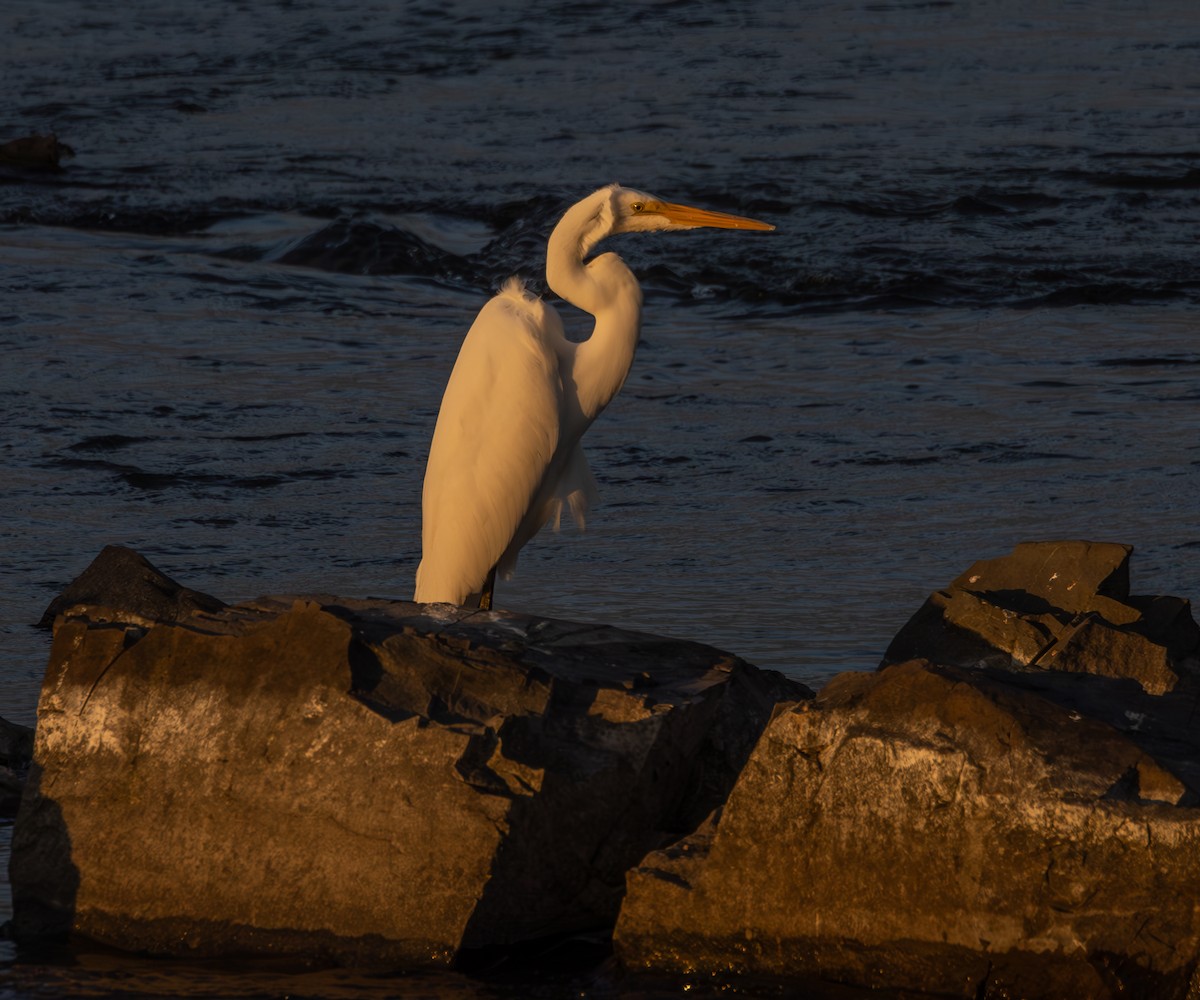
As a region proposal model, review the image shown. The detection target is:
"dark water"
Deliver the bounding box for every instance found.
[3,0,1200,995]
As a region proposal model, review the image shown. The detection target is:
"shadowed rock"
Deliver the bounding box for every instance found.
[883,540,1200,694]
[37,545,226,628]
[12,551,808,964]
[0,716,33,818]
[0,716,33,768]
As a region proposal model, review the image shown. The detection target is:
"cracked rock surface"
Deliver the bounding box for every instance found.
[883,540,1200,695]
[12,547,807,964]
[615,542,1200,999]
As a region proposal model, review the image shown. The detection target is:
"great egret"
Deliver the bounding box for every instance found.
[414,184,774,608]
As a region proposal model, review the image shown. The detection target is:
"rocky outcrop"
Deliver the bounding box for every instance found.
[12,548,808,964]
[616,660,1200,998]
[19,540,1200,996]
[37,544,225,628]
[615,543,1200,999]
[884,540,1200,694]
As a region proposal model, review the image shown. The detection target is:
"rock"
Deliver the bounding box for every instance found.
[0,715,33,769]
[883,540,1200,694]
[0,717,34,819]
[12,553,809,965]
[37,544,226,628]
[276,219,475,280]
[0,769,23,819]
[0,133,75,170]
[615,658,1200,999]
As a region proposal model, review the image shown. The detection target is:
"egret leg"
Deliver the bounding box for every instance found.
[478,566,497,611]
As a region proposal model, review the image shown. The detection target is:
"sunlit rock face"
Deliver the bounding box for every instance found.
[616,542,1200,1000]
[12,546,809,965]
[20,540,1200,995]
[883,540,1200,694]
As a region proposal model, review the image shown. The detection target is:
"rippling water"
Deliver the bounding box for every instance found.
[3,0,1200,995]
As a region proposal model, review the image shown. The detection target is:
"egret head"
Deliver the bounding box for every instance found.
[560,184,775,270]
[608,184,775,235]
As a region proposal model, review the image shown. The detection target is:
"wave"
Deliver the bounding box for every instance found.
[4,176,1199,312]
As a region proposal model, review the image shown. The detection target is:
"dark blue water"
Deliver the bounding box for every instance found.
[4,1,1200,995]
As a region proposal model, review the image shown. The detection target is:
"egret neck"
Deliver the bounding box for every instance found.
[545,195,644,424]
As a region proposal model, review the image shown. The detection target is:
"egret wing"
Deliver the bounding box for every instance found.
[415,281,566,604]
[498,439,598,579]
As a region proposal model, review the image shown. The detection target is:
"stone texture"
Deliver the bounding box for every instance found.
[615,658,1200,998]
[884,540,1200,694]
[38,544,226,628]
[12,554,808,965]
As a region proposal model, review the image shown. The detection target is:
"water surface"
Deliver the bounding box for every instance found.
[3,0,1199,995]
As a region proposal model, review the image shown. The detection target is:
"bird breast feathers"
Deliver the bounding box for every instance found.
[420,281,567,591]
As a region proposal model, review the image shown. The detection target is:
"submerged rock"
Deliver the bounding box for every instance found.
[883,540,1200,694]
[0,133,74,170]
[276,218,474,281]
[615,542,1200,999]
[12,550,808,965]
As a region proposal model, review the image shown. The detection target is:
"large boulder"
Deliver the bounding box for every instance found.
[616,660,1200,998]
[616,543,1200,999]
[884,540,1200,694]
[12,550,807,965]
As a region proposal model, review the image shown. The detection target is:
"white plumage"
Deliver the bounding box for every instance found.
[414,184,773,607]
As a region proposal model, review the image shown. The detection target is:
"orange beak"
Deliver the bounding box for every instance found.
[650,200,775,231]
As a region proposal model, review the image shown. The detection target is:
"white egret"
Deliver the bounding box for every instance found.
[414,184,774,608]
